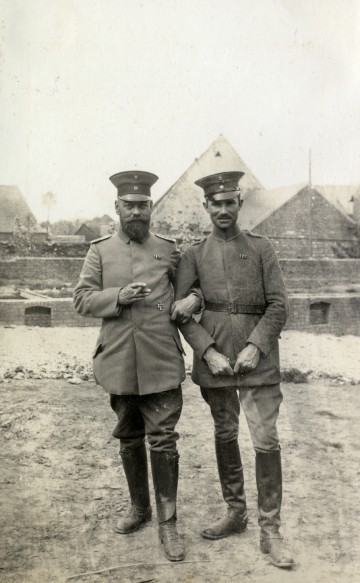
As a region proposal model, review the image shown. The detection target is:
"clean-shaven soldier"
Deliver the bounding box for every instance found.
[73,171,200,562]
[173,171,294,569]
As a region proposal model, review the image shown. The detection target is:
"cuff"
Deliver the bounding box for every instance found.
[188,289,204,315]
[246,331,272,357]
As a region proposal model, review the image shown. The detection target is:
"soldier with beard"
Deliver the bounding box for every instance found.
[73,170,200,562]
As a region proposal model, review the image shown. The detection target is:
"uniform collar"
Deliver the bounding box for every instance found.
[117,226,150,244]
[211,223,242,242]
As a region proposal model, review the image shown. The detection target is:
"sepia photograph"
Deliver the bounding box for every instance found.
[0,1,359,582]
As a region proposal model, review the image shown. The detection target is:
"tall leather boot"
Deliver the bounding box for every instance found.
[202,438,248,540]
[150,450,185,562]
[115,443,152,534]
[256,451,294,568]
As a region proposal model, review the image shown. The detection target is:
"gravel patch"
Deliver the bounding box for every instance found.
[0,326,359,384]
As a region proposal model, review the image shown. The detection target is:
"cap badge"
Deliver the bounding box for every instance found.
[133,186,138,190]
[134,175,138,179]
[218,175,222,180]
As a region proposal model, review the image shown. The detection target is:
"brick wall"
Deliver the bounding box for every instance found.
[0,257,85,286]
[0,298,100,327]
[1,256,359,291]
[1,295,359,335]
[279,259,360,290]
[285,294,360,335]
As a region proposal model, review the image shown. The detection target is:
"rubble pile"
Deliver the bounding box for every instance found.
[1,358,94,385]
[1,327,359,386]
[280,367,359,385]
[1,362,358,387]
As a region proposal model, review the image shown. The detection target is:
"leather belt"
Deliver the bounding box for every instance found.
[204,301,266,315]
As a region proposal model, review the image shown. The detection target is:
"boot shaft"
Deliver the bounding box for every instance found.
[256,451,282,534]
[121,443,150,511]
[215,439,246,513]
[150,450,179,523]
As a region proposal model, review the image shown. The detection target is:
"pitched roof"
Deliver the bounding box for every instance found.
[0,185,42,233]
[225,182,357,232]
[151,135,263,233]
[74,224,98,238]
[238,183,308,230]
[314,184,358,216]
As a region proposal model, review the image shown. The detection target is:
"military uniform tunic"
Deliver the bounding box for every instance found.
[176,226,289,388]
[73,229,186,395]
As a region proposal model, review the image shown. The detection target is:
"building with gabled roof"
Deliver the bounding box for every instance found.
[74,223,98,242]
[151,134,263,237]
[235,183,359,258]
[0,185,47,241]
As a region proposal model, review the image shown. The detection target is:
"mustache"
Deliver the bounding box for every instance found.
[217,215,232,219]
[125,217,148,223]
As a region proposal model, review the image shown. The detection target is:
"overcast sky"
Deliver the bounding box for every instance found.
[1,0,360,222]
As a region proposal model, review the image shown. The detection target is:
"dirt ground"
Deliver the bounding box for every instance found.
[1,374,359,583]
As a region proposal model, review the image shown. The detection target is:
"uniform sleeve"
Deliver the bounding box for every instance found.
[247,239,289,356]
[168,244,181,284]
[73,244,123,319]
[175,248,215,358]
[170,244,203,312]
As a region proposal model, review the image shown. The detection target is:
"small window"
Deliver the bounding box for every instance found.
[309,302,330,325]
[215,151,221,157]
[25,306,51,327]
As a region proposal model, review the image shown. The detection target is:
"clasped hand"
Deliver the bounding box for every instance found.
[204,344,261,376]
[170,295,201,324]
[118,282,151,305]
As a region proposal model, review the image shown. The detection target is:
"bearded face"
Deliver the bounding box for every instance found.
[115,199,152,243]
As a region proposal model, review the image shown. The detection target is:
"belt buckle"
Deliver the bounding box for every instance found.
[228,303,237,314]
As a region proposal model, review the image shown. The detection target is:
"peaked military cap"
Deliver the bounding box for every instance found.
[195,171,244,201]
[109,170,158,201]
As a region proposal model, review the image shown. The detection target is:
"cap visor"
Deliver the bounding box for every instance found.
[118,194,151,201]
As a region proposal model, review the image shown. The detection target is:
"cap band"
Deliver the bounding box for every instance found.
[118,193,151,202]
[209,191,241,202]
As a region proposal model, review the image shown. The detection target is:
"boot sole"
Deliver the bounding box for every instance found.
[260,543,294,568]
[162,551,185,561]
[201,523,248,540]
[115,513,152,534]
[268,555,294,569]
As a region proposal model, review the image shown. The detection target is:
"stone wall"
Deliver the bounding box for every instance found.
[266,238,353,260]
[279,259,360,290]
[285,294,360,336]
[0,298,99,327]
[1,294,360,336]
[0,257,85,286]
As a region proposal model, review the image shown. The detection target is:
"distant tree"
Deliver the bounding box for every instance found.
[41,191,57,237]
